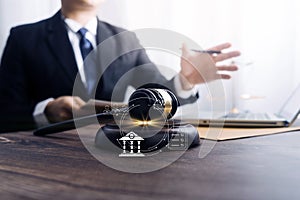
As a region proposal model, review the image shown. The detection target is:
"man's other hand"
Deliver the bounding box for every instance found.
[45,96,86,123]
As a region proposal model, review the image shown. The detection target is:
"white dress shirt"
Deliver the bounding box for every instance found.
[64,17,98,87]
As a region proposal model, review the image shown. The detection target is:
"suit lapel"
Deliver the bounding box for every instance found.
[93,20,111,98]
[46,11,79,84]
[96,20,110,45]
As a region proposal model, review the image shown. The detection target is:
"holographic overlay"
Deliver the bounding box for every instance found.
[73,28,226,173]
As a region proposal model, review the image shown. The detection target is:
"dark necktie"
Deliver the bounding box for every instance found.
[78,28,93,60]
[78,28,97,95]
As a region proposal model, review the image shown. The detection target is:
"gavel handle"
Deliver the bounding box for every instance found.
[33,112,114,136]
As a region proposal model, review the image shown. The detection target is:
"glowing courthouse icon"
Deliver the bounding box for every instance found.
[119,132,145,157]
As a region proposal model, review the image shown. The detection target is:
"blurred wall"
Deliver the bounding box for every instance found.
[0,0,299,113]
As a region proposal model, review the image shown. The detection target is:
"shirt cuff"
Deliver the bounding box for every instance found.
[173,74,198,99]
[33,98,54,127]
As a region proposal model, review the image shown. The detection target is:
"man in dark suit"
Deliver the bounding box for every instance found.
[0,0,240,132]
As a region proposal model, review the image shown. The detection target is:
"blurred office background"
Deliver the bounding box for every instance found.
[0,0,299,113]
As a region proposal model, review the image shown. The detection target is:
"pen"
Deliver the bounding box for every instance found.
[179,48,222,54]
[190,49,222,54]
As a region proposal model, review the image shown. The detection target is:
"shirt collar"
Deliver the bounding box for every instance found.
[64,17,98,36]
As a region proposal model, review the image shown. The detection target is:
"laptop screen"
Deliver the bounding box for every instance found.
[278,84,300,123]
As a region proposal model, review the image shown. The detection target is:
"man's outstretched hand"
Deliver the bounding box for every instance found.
[179,43,241,90]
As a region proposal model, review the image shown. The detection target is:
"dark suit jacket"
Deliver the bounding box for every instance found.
[0,11,197,132]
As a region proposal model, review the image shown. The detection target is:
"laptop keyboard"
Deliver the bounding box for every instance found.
[223,112,271,120]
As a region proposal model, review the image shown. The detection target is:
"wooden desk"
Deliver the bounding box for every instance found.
[1,128,300,200]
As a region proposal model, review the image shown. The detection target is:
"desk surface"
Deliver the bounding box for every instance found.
[1,128,300,200]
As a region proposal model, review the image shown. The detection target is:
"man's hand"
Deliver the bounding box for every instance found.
[179,43,241,89]
[45,96,86,123]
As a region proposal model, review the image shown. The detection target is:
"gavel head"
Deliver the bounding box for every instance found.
[128,85,179,123]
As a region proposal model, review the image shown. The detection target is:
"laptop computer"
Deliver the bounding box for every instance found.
[183,84,300,128]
